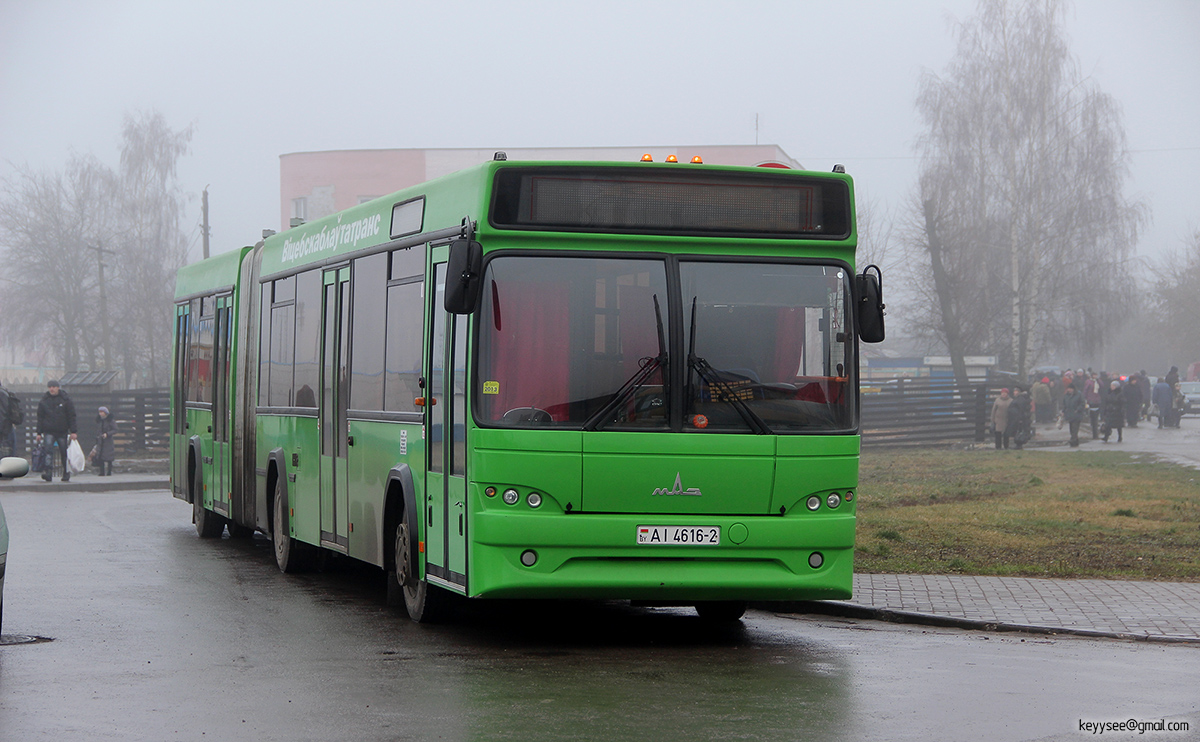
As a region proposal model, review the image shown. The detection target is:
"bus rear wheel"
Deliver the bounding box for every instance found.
[694,601,747,622]
[272,477,316,573]
[193,466,225,539]
[390,519,449,623]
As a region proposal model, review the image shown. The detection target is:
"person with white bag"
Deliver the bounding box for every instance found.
[36,379,77,482]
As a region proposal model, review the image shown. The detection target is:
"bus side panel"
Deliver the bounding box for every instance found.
[346,419,424,568]
[186,407,212,502]
[257,414,320,546]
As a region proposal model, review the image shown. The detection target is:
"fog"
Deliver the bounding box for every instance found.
[1,0,1197,263]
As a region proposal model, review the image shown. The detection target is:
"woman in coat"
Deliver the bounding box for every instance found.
[990,388,1013,449]
[1061,382,1087,447]
[1102,381,1125,443]
[94,406,117,476]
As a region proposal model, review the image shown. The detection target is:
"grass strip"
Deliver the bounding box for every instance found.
[855,449,1200,581]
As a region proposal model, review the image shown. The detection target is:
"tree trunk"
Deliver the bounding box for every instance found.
[923,199,970,387]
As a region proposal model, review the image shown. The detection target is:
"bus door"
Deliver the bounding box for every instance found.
[210,295,233,515]
[425,261,468,590]
[172,304,190,500]
[319,267,351,551]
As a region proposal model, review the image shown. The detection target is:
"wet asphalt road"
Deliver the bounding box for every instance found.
[0,489,1197,742]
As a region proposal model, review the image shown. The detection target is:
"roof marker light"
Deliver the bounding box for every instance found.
[691,155,703,164]
[641,153,654,162]
[665,154,678,163]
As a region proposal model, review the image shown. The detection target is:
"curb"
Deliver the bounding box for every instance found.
[1,479,169,493]
[775,600,1200,645]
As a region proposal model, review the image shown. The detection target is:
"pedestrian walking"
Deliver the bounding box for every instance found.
[1103,380,1125,443]
[1152,377,1172,429]
[1009,387,1033,449]
[1032,378,1052,423]
[1084,372,1102,439]
[36,379,78,481]
[1124,376,1143,428]
[1061,382,1086,447]
[991,388,1013,450]
[94,406,116,476]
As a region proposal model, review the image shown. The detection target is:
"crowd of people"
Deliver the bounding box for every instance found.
[990,366,1189,450]
[0,379,117,479]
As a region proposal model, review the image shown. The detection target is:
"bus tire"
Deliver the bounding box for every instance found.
[391,519,449,623]
[694,601,747,622]
[272,476,316,573]
[193,463,225,539]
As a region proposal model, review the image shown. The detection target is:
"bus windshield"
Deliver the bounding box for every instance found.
[681,260,853,432]
[476,255,854,433]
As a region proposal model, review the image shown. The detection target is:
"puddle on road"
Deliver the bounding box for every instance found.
[0,634,54,646]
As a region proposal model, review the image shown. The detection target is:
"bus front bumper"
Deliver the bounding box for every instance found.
[466,511,855,601]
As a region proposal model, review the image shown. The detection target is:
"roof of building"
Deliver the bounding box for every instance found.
[58,370,120,387]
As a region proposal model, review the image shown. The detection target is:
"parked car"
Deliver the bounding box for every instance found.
[1,455,31,633]
[1180,382,1200,417]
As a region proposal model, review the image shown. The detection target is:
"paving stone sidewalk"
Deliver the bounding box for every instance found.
[810,574,1200,642]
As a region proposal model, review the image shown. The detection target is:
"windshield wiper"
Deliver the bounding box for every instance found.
[583,294,667,431]
[686,297,772,435]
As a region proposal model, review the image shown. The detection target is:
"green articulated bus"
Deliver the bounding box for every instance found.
[171,156,886,622]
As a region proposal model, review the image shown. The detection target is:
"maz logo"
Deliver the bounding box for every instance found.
[652,473,702,497]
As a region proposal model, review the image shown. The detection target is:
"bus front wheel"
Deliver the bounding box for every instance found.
[390,519,449,623]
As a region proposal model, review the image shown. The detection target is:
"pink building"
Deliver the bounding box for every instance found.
[280,144,803,230]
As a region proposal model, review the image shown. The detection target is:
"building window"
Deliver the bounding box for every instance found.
[291,197,308,221]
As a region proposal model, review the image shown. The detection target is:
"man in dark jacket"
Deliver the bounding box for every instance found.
[1124,376,1144,428]
[36,379,77,481]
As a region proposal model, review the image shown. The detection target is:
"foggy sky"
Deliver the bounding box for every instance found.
[1,0,1197,265]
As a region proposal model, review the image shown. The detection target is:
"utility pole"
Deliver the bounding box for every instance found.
[202,185,211,260]
[88,243,116,370]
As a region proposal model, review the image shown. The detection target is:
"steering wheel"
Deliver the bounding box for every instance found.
[501,407,552,423]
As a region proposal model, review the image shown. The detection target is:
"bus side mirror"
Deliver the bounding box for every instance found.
[854,265,886,343]
[445,239,483,314]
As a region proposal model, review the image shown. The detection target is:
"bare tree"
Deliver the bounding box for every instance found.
[909,0,1145,381]
[0,155,117,373]
[109,111,194,387]
[0,110,193,387]
[1150,230,1200,364]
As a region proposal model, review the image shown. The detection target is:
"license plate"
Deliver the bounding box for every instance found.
[636,525,720,545]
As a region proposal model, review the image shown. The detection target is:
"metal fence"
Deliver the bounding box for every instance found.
[6,380,1001,456]
[11,388,170,457]
[862,377,995,447]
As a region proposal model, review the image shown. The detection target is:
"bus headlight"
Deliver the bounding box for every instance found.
[527,492,542,508]
[503,489,519,505]
[806,496,821,511]
[827,493,842,509]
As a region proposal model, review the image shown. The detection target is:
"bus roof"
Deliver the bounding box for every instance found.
[258,160,857,278]
[174,244,253,301]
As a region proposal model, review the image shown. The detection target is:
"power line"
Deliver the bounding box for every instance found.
[801,146,1199,163]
